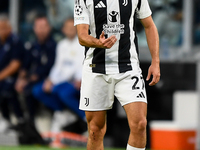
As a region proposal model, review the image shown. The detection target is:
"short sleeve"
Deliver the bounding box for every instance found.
[136,0,152,19]
[74,0,90,25]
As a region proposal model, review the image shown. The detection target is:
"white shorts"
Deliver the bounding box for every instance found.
[80,68,147,111]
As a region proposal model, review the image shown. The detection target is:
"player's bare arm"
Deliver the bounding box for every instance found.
[140,16,160,86]
[76,24,117,49]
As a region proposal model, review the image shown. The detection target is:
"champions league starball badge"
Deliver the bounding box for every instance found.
[75,5,83,16]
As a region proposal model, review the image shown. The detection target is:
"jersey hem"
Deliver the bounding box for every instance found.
[83,62,140,74]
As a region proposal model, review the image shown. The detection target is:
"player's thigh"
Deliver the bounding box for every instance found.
[85,111,107,130]
[80,70,114,111]
[115,72,147,106]
[124,102,147,125]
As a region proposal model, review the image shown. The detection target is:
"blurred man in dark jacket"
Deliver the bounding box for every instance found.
[0,14,24,132]
[15,14,56,124]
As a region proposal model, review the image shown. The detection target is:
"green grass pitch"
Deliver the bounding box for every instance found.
[0,146,150,150]
[0,146,122,150]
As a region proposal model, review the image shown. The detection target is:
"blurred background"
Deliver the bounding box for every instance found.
[0,0,199,149]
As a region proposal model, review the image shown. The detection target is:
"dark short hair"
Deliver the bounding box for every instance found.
[34,13,48,23]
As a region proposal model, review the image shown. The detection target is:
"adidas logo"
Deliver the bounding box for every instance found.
[136,92,145,98]
[95,1,106,8]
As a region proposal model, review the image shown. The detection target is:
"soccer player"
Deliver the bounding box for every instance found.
[74,0,160,149]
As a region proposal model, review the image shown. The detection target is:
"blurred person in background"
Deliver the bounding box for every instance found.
[15,14,56,125]
[44,0,74,30]
[0,14,24,132]
[138,0,182,47]
[152,0,182,46]
[33,18,86,134]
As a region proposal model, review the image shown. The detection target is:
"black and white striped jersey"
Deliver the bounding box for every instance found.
[74,0,152,74]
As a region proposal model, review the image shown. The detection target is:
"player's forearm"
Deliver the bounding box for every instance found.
[0,60,21,81]
[78,33,103,48]
[145,24,160,65]
[77,24,117,49]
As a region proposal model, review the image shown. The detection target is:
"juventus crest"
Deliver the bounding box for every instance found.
[122,0,128,6]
